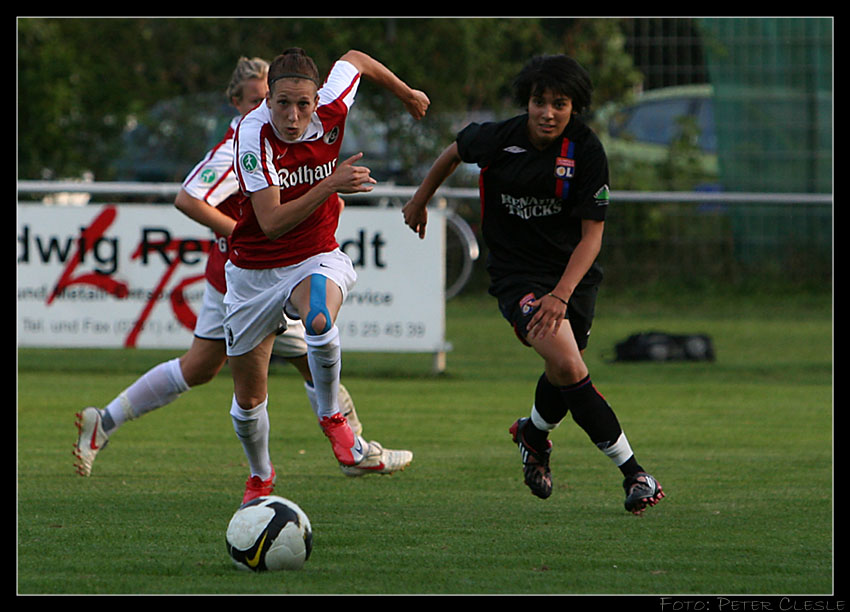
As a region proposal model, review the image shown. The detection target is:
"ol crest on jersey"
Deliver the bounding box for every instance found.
[555,156,575,180]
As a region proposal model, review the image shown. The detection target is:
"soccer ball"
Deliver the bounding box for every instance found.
[225,496,312,571]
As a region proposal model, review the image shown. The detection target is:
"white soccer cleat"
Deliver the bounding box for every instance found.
[339,440,413,477]
[337,384,362,437]
[73,407,109,477]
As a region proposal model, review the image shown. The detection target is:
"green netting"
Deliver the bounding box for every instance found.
[697,18,832,266]
[698,17,832,194]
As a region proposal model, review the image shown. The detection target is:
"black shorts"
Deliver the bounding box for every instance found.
[492,277,598,351]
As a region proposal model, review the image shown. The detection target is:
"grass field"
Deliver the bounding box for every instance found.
[17,289,834,596]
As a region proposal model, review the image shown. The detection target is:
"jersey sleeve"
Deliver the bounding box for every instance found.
[319,60,361,110]
[181,117,240,206]
[456,122,495,167]
[234,106,280,195]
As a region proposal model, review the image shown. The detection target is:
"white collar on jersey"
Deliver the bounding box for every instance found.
[272,112,325,144]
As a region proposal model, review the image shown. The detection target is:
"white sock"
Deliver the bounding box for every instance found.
[101,358,190,434]
[600,432,635,467]
[304,382,320,419]
[230,395,272,479]
[304,326,341,420]
[530,404,561,432]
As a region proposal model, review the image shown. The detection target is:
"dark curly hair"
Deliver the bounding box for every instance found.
[512,54,593,114]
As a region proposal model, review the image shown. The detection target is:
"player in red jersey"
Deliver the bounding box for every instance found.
[74,57,361,483]
[225,48,429,502]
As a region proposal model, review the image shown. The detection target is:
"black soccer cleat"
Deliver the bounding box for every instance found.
[509,417,553,499]
[623,471,665,515]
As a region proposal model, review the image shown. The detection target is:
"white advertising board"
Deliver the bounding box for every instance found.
[17,203,446,354]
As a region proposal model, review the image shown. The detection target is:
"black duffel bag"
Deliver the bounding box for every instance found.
[613,332,715,362]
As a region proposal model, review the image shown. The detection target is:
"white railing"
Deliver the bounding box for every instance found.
[16,180,833,205]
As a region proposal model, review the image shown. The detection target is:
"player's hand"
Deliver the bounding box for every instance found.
[402,199,428,239]
[404,89,430,120]
[526,294,568,341]
[330,153,377,194]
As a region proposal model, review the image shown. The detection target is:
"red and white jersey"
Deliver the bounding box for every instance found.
[230,59,361,269]
[182,115,242,206]
[180,115,244,293]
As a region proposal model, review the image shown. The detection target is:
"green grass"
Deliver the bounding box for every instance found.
[17,290,833,595]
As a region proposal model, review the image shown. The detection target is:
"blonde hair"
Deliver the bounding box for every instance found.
[226,56,269,102]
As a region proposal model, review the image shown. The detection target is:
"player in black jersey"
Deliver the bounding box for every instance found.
[403,54,664,515]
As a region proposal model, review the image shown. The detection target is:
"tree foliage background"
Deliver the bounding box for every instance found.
[18,17,642,182]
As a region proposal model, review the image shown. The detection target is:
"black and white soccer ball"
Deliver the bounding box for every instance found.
[225,496,313,571]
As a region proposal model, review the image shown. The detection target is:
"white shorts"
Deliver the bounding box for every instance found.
[193,282,228,341]
[222,249,357,357]
[193,280,309,359]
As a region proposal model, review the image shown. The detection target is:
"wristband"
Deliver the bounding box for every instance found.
[547,293,569,307]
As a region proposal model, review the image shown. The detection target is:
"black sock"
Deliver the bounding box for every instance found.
[619,456,643,478]
[534,373,569,424]
[522,373,568,449]
[529,373,644,476]
[560,375,624,451]
[560,376,644,476]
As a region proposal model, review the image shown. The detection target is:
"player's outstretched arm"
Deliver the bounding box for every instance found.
[402,142,463,240]
[339,50,430,120]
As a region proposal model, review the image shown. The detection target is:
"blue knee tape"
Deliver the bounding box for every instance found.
[305,274,331,335]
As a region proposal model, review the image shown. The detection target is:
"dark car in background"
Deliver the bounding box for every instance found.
[593,84,718,188]
[112,94,408,185]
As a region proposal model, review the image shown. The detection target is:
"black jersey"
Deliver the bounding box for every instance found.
[456,114,610,290]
